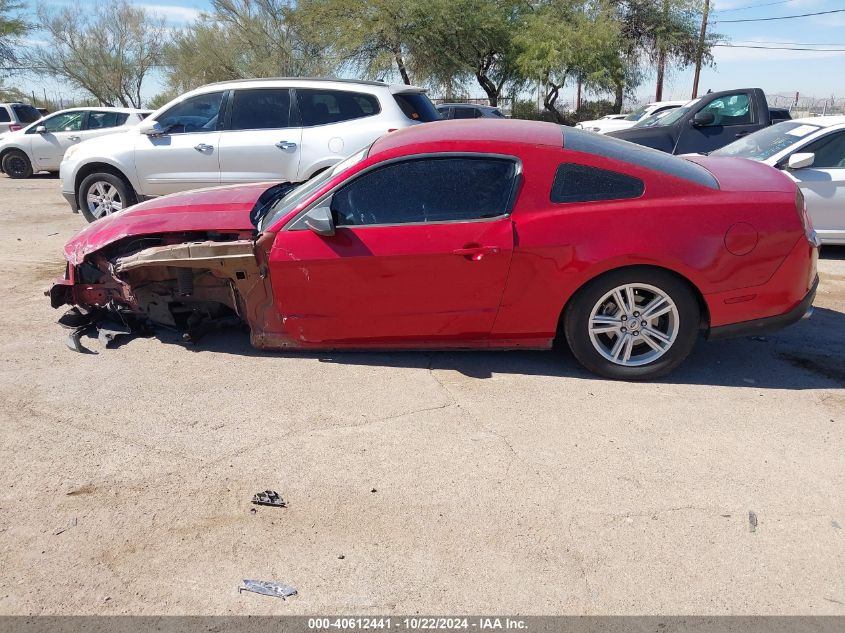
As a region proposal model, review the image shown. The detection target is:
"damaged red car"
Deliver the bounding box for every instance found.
[48,120,819,380]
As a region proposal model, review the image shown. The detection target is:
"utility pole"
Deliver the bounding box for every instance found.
[655,0,670,102]
[691,0,710,99]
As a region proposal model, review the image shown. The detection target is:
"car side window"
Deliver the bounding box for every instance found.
[0,107,10,123]
[551,163,644,203]
[452,107,477,119]
[698,93,751,126]
[296,89,381,127]
[229,88,291,130]
[86,111,126,130]
[157,91,225,134]
[801,131,845,168]
[40,111,85,133]
[331,157,518,226]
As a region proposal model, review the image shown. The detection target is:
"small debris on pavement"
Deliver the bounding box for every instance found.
[239,579,297,599]
[371,488,377,493]
[54,517,77,536]
[748,511,758,533]
[338,555,345,559]
[252,490,286,507]
[832,520,841,529]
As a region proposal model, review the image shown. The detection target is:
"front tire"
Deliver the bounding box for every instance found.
[78,172,136,222]
[2,150,33,179]
[563,268,701,380]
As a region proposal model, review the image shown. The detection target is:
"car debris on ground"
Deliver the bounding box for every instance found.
[251,490,286,508]
[238,579,297,599]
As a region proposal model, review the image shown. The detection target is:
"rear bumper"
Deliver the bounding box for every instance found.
[708,275,817,340]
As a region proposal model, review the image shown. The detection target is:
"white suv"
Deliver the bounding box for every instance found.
[0,107,150,179]
[0,102,42,134]
[60,78,440,221]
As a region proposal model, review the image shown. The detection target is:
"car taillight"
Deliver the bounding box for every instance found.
[9,124,21,132]
[796,189,820,247]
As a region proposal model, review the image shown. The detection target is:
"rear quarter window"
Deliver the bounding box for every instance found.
[562,126,719,189]
[12,104,41,124]
[393,93,441,122]
[296,89,381,127]
[551,163,644,203]
[0,107,10,123]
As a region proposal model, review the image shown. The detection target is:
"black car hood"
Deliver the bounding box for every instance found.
[606,127,677,153]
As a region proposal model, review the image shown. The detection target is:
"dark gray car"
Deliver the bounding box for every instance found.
[436,103,506,119]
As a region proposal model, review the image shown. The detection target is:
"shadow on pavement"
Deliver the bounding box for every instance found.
[176,304,844,389]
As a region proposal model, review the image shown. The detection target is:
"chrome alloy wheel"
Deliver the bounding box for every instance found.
[86,181,124,218]
[588,283,680,367]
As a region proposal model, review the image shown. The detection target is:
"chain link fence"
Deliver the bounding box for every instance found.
[765,93,845,117]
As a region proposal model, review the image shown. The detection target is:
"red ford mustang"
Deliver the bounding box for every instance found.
[48,119,819,380]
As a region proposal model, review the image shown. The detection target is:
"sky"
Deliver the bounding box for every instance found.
[8,0,845,108]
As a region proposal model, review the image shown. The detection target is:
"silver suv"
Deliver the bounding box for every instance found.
[60,78,440,221]
[0,102,42,134]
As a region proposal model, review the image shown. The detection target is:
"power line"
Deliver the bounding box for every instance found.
[731,40,845,46]
[715,8,845,23]
[716,0,796,13]
[714,44,845,51]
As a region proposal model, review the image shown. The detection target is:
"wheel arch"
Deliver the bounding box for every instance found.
[556,263,711,335]
[74,161,137,200]
[0,145,31,173]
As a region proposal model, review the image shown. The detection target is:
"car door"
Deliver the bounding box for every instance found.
[134,91,225,196]
[268,155,520,344]
[295,88,387,180]
[674,91,760,154]
[784,130,845,240]
[217,87,302,185]
[27,110,87,170]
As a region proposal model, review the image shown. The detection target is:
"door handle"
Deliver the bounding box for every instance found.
[68,136,80,142]
[275,141,297,150]
[194,143,213,152]
[452,245,499,261]
[734,131,750,138]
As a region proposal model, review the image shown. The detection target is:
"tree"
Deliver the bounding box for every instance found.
[296,0,418,84]
[28,0,167,107]
[165,0,330,94]
[0,0,27,70]
[413,0,528,106]
[515,1,621,122]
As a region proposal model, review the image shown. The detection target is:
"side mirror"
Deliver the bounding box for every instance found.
[139,120,166,136]
[692,112,715,127]
[303,205,335,236]
[35,125,46,134]
[787,152,815,170]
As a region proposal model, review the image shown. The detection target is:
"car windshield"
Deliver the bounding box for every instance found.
[633,110,674,129]
[623,105,649,122]
[257,146,370,231]
[712,121,822,161]
[639,100,699,127]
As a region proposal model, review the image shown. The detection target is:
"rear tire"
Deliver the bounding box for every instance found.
[2,150,33,179]
[78,172,136,222]
[563,268,701,380]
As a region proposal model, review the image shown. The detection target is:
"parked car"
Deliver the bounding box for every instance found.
[712,116,845,245]
[0,102,42,134]
[60,78,440,222]
[48,120,818,380]
[436,103,506,119]
[608,88,783,154]
[575,101,686,134]
[0,107,150,179]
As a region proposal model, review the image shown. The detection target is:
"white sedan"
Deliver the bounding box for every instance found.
[713,116,845,245]
[575,101,687,134]
[0,107,150,179]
